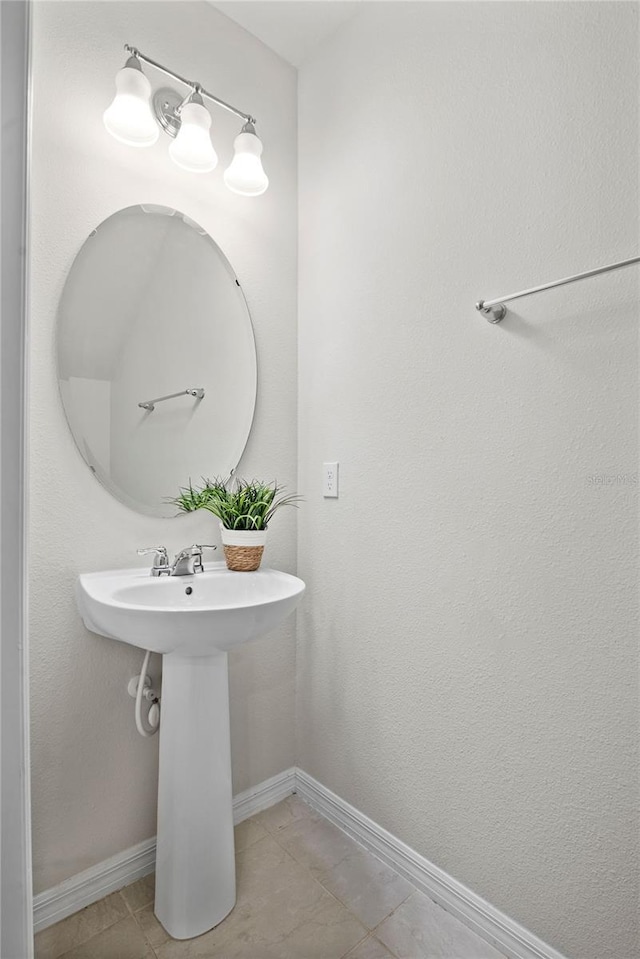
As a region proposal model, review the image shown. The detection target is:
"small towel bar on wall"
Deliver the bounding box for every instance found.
[476,255,640,323]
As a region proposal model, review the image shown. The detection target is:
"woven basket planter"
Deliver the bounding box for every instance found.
[219,524,267,572]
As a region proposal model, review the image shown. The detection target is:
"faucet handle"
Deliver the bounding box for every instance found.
[192,544,217,573]
[194,545,217,565]
[176,544,217,555]
[137,546,170,574]
[172,544,217,575]
[138,546,169,559]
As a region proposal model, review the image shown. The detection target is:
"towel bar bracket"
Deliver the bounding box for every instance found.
[476,301,506,324]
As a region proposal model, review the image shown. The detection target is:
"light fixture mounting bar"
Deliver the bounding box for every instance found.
[124,45,256,124]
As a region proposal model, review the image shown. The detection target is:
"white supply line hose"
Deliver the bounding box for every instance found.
[135,649,160,737]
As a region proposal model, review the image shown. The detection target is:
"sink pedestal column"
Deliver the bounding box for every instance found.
[154,651,236,940]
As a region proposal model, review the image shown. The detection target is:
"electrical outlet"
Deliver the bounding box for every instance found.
[323,462,339,498]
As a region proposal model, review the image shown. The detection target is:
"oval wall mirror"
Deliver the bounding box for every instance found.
[57,205,257,517]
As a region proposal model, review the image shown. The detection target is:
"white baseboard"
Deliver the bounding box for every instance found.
[33,837,157,934]
[34,766,567,959]
[295,769,567,959]
[33,767,296,934]
[233,766,296,824]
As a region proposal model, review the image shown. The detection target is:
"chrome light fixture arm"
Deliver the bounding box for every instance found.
[124,45,256,125]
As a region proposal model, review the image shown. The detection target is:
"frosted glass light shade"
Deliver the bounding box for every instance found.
[169,101,218,173]
[224,128,269,196]
[103,64,159,148]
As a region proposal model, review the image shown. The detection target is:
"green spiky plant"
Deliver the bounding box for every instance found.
[171,477,300,531]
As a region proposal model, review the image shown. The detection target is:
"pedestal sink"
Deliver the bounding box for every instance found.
[76,561,305,940]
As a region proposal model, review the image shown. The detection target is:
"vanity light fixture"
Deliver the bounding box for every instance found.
[168,90,218,173]
[103,46,268,196]
[224,122,269,196]
[103,53,159,147]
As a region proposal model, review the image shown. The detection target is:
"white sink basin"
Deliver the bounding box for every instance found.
[77,562,305,656]
[75,560,305,941]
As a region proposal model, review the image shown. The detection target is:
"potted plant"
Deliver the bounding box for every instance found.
[171,477,299,571]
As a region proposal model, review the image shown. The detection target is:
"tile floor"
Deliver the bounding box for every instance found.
[34,796,507,959]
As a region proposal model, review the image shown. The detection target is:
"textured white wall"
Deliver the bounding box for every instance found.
[297,4,638,958]
[29,1,297,893]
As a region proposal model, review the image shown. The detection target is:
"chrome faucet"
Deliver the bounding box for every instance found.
[170,544,216,576]
[137,544,217,577]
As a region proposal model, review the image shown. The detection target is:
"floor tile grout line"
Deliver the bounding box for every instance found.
[261,807,413,953]
[264,805,419,937]
[53,912,157,959]
[292,793,422,897]
[343,930,401,959]
[131,905,158,954]
[119,883,161,955]
[238,828,303,874]
[233,829,319,947]
[235,816,376,955]
[370,930,401,959]
[292,799,513,959]
[340,928,373,958]
[119,888,137,919]
[369,889,418,936]
[263,816,362,912]
[248,806,387,953]
[294,797,437,956]
[37,893,133,959]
